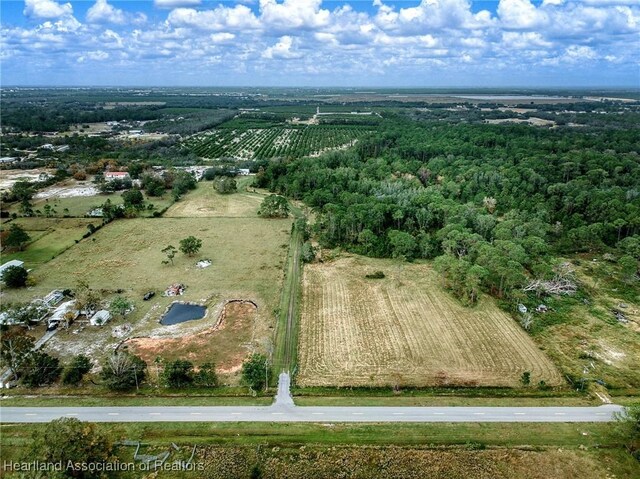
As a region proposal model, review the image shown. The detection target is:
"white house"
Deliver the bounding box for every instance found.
[104,171,130,181]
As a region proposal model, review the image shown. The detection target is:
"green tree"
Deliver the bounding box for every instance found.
[179,236,202,257]
[109,296,133,319]
[62,354,92,385]
[74,280,100,314]
[388,230,417,261]
[162,244,178,265]
[101,351,147,391]
[213,176,237,194]
[4,223,31,251]
[1,265,29,288]
[614,403,640,461]
[27,418,116,479]
[21,351,61,387]
[520,371,531,386]
[162,359,194,388]
[258,194,289,218]
[0,328,35,381]
[301,241,315,263]
[194,362,218,387]
[619,255,638,283]
[121,188,144,209]
[241,353,269,391]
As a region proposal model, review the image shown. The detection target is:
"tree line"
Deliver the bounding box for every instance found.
[254,117,639,303]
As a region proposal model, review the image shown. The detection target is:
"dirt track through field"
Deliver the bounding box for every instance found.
[297,256,563,388]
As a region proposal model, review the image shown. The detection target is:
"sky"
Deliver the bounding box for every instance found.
[1,0,639,87]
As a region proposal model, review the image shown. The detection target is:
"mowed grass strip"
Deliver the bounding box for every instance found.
[164,179,261,218]
[297,255,563,388]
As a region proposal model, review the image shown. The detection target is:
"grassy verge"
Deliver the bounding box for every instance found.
[0,396,272,407]
[0,422,626,448]
[271,216,303,381]
[294,396,600,407]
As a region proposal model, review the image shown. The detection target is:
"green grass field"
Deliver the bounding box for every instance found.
[1,217,97,266]
[2,206,292,384]
[164,178,261,218]
[22,191,175,218]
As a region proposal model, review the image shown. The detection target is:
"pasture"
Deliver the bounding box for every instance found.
[3,215,292,382]
[164,178,261,218]
[297,255,563,388]
[1,217,97,266]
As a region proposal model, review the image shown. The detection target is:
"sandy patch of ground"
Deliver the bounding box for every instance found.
[0,169,56,191]
[125,300,258,376]
[485,117,556,126]
[34,182,100,199]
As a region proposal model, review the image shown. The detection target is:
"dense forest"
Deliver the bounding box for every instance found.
[256,117,640,303]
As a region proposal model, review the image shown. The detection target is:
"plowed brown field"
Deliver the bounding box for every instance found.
[297,256,563,388]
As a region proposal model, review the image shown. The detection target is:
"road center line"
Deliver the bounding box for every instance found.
[514,412,526,415]
[107,413,119,416]
[432,412,445,415]
[24,413,37,416]
[312,412,324,415]
[392,413,404,415]
[352,412,363,415]
[474,412,485,415]
[190,413,201,415]
[149,413,161,416]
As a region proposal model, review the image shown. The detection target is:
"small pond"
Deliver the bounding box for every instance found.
[160,303,207,326]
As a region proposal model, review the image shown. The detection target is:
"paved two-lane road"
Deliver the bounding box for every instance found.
[0,404,623,424]
[0,373,624,423]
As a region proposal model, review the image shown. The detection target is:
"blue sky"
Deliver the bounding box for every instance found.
[1,0,639,87]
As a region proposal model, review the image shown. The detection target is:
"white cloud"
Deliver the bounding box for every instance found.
[154,0,202,8]
[262,35,303,59]
[502,31,553,49]
[77,50,109,63]
[374,0,494,34]
[24,0,73,19]
[5,0,639,86]
[210,32,236,43]
[86,0,126,25]
[259,0,330,31]
[167,5,260,31]
[497,0,548,29]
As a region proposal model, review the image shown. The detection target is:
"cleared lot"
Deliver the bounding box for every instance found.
[297,256,563,388]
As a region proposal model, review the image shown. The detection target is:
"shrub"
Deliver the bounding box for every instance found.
[2,265,29,288]
[365,271,385,279]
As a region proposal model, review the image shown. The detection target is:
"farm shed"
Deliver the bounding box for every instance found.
[47,300,79,328]
[90,310,111,326]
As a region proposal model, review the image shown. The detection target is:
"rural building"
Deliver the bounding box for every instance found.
[90,310,111,326]
[41,290,64,308]
[47,300,79,329]
[0,260,25,277]
[0,157,17,164]
[104,171,130,181]
[238,168,250,176]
